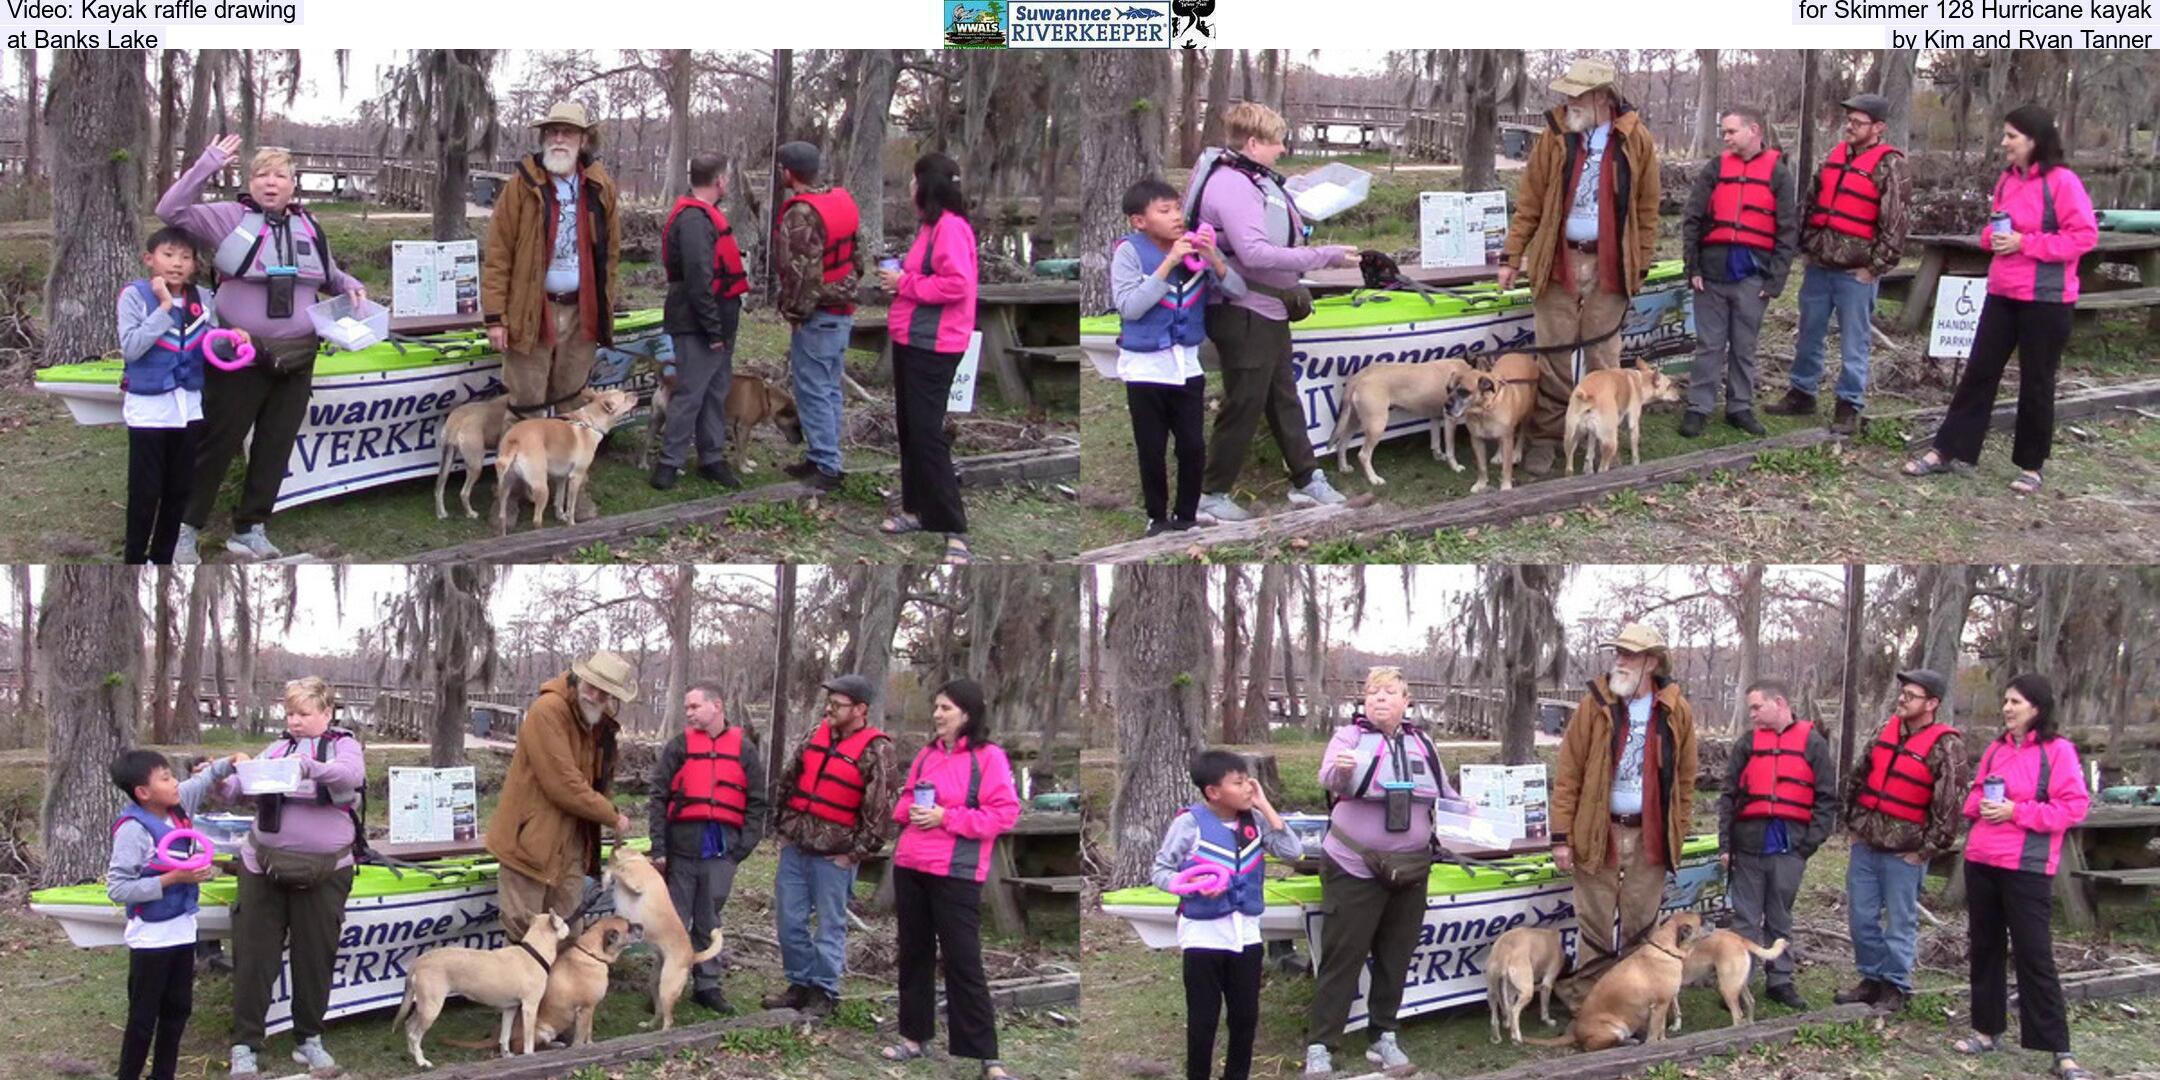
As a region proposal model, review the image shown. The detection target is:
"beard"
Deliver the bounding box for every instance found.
[543,145,579,176]
[1607,664,1642,698]
[1564,106,1595,133]
[578,696,604,726]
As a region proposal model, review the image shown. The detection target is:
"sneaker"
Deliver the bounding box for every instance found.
[1166,516,1198,532]
[1287,472,1347,507]
[1145,518,1172,538]
[1364,1031,1415,1076]
[782,459,821,481]
[1833,978,1883,1005]
[1523,442,1557,476]
[693,987,737,1015]
[1302,1043,1335,1078]
[1764,387,1818,417]
[804,469,845,492]
[699,460,744,489]
[225,525,282,561]
[290,1034,339,1075]
[761,984,811,1010]
[174,524,202,566]
[1830,400,1863,436]
[1726,410,1767,437]
[650,464,681,491]
[1678,411,1707,438]
[1766,983,1810,1010]
[1196,492,1252,523]
[799,990,838,1018]
[228,1044,261,1080]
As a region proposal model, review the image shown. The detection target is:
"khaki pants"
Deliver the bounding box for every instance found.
[1530,248,1631,448]
[504,301,599,412]
[1557,823,1670,1009]
[498,864,588,942]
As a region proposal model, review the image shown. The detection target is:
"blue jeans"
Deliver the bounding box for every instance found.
[788,311,852,475]
[774,842,857,997]
[1846,839,1926,992]
[1788,263,1880,409]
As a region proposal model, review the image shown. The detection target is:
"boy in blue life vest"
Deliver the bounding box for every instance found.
[1111,178,1246,538]
[115,228,244,565]
[1151,749,1300,1080]
[106,747,248,1080]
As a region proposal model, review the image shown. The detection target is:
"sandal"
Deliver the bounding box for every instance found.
[982,1063,1019,1080]
[1902,450,1962,477]
[944,536,973,565]
[2011,470,2044,495]
[2054,1055,2093,1080]
[881,1040,927,1062]
[1952,1033,2001,1055]
[880,514,924,535]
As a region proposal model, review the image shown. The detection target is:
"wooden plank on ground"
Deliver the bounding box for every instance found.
[1901,377,2160,450]
[394,1007,806,1080]
[407,446,1077,564]
[874,970,1081,1012]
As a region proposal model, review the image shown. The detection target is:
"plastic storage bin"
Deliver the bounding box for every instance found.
[236,756,302,795]
[1284,162,1373,221]
[307,294,390,352]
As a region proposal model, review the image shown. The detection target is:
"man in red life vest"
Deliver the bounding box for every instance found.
[764,673,900,1017]
[647,680,769,1015]
[652,153,749,492]
[773,141,867,492]
[1836,668,1965,1013]
[1768,93,1912,436]
[1679,106,1800,439]
[1715,679,1838,1010]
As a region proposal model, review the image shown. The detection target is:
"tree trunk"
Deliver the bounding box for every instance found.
[1276,575,1299,729]
[1079,54,1166,314]
[1201,51,1233,149]
[766,49,794,299]
[19,49,39,178]
[1179,51,1203,164]
[431,55,475,242]
[1500,566,1561,765]
[1238,50,1254,104]
[39,567,143,888]
[237,49,258,154]
[183,49,217,157]
[1106,565,1209,889]
[426,564,492,768]
[207,586,231,728]
[41,51,150,368]
[228,567,256,734]
[1797,51,1820,199]
[662,567,697,741]
[154,50,181,197]
[662,49,694,202]
[1238,565,1284,743]
[851,566,904,731]
[1085,566,1103,715]
[966,565,1011,684]
[1917,566,1981,724]
[845,50,898,254]
[1729,564,1764,737]
[1837,565,1865,780]
[959,52,1008,208]
[1692,50,1723,158]
[768,564,798,785]
[150,566,175,743]
[1303,567,1327,732]
[1218,565,1245,742]
[1876,49,1917,152]
[1462,52,1502,193]
[1262,50,1284,116]
[172,566,210,741]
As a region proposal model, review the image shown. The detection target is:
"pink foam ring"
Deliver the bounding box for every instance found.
[1183,222,1216,273]
[155,828,215,873]
[203,328,255,372]
[1168,862,1231,896]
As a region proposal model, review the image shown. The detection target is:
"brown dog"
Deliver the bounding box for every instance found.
[493,388,638,532]
[1528,912,1704,1051]
[603,847,725,1031]
[391,913,570,1068]
[436,390,596,520]
[1672,929,1789,1031]
[1563,366,1682,476]
[642,373,805,470]
[1330,357,1475,486]
[516,915,641,1050]
[1456,352,1541,493]
[1486,926,1565,1044]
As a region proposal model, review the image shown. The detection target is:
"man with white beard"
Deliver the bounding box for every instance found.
[1498,57,1662,478]
[1548,622,1700,1012]
[482,102,623,435]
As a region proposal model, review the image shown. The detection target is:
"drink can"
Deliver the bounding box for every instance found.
[1989,212,2013,237]
[913,781,938,808]
[879,257,903,273]
[1984,776,2005,803]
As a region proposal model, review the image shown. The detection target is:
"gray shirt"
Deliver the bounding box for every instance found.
[106,757,235,910]
[1149,806,1303,892]
[116,282,222,364]
[1109,236,1248,322]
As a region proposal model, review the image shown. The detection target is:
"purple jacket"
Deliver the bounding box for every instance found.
[216,731,367,873]
[1182,150,1347,322]
[887,213,980,354]
[1318,719,1469,878]
[156,145,364,341]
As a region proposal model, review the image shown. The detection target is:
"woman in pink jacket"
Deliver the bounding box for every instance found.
[1953,673,2091,1080]
[881,679,1022,1079]
[1908,105,2098,495]
[878,153,980,564]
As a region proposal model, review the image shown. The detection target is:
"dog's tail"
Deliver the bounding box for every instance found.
[389,982,414,1033]
[692,928,725,964]
[1330,395,1361,470]
[1748,937,1790,961]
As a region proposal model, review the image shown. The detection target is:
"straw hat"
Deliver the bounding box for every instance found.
[572,650,639,703]
[1550,57,1619,98]
[531,101,595,132]
[1602,622,1667,656]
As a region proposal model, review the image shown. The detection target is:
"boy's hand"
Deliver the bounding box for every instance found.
[1198,884,1227,898]
[151,276,174,306]
[1166,235,1197,264]
[230,330,251,346]
[160,865,216,886]
[1204,245,1230,274]
[228,752,251,766]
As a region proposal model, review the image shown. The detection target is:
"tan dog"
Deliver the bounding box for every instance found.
[437,390,596,520]
[493,388,638,532]
[1563,366,1682,476]
[1528,912,1704,1051]
[1486,926,1565,1044]
[391,912,570,1068]
[1671,929,1789,1031]
[603,847,725,1031]
[1330,357,1475,486]
[641,373,804,470]
[517,915,641,1050]
[1456,352,1541,493]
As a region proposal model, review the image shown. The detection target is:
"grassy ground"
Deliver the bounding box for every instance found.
[0,742,1080,1080]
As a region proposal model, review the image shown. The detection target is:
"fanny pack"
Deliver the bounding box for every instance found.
[1244,278,1315,322]
[255,843,342,889]
[257,334,320,375]
[1330,828,1433,891]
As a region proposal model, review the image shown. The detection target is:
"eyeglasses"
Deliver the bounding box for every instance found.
[1896,689,1929,702]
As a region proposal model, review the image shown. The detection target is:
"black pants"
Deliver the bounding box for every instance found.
[1184,943,1263,1080]
[125,423,200,564]
[1203,304,1318,493]
[1966,860,2071,1052]
[1305,854,1429,1049]
[1932,296,2073,472]
[1127,376,1207,523]
[185,338,318,532]
[892,343,969,535]
[894,866,998,1060]
[119,943,194,1080]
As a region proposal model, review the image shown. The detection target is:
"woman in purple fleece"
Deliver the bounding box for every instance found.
[156,136,367,565]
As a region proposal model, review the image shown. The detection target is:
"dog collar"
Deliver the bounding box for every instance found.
[516,939,554,975]
[570,942,611,965]
[1648,940,1689,961]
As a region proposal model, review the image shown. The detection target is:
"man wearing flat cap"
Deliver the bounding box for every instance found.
[483,101,624,428]
[772,141,868,492]
[1550,622,1699,1009]
[1768,92,1912,436]
[1835,667,1963,1013]
[486,650,637,940]
[1499,56,1662,479]
[766,673,899,1016]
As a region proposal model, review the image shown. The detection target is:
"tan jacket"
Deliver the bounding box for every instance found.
[1551,675,1700,870]
[485,675,621,885]
[1503,104,1662,300]
[482,153,622,354]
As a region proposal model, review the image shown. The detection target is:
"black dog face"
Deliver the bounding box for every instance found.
[1359,249,1404,290]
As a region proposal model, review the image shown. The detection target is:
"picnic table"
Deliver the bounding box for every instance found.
[862,810,1080,936]
[1894,230,2160,334]
[1942,803,2160,930]
[850,281,1081,411]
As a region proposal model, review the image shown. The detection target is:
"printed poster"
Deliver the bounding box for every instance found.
[388,766,479,844]
[391,240,481,318]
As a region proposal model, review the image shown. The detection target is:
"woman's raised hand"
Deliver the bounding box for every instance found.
[212,134,243,159]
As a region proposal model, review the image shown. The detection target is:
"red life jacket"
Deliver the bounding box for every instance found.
[1854,716,1952,824]
[781,188,862,286]
[669,725,750,826]
[1807,142,1901,241]
[1736,719,1816,823]
[1705,149,1782,252]
[662,197,750,300]
[786,721,885,827]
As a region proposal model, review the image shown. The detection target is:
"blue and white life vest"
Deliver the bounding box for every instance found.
[122,279,208,396]
[1342,718,1447,804]
[110,803,202,923]
[1176,802,1267,920]
[211,201,337,287]
[1114,231,1210,353]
